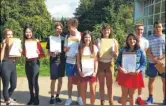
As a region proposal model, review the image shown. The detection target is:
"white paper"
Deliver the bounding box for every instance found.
[9,39,21,57]
[122,53,136,72]
[66,40,79,57]
[25,41,38,59]
[50,36,61,53]
[81,59,94,77]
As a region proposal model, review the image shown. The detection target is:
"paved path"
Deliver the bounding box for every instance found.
[0,77,164,105]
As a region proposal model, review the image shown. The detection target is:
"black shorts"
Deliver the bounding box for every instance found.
[50,62,65,80]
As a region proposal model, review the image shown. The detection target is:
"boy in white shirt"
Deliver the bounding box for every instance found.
[135,24,149,105]
[64,18,83,105]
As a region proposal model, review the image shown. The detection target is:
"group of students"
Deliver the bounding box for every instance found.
[0,18,165,106]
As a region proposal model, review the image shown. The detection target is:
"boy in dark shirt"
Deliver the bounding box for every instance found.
[46,22,65,104]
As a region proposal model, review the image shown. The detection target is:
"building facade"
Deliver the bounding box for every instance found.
[134,0,165,37]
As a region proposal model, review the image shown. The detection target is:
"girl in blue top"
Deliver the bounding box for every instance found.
[116,33,146,105]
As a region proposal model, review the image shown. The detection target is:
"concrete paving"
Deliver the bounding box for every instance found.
[0,77,164,105]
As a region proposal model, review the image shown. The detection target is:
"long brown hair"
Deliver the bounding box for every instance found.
[100,23,112,38]
[23,25,36,50]
[124,33,140,50]
[79,30,94,57]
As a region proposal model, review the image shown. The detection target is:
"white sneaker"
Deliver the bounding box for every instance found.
[9,98,16,103]
[77,97,83,105]
[6,101,15,105]
[65,98,72,105]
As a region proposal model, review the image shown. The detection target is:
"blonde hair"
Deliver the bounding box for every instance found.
[3,28,13,39]
[135,24,144,29]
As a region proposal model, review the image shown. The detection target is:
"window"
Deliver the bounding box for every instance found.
[149,5,154,15]
[162,0,165,12]
[144,0,149,7]
[155,2,161,13]
[148,16,153,25]
[148,0,154,4]
[155,0,161,3]
[161,13,165,23]
[144,18,148,25]
[144,7,148,16]
[154,14,160,22]
[141,0,165,36]
[144,26,147,35]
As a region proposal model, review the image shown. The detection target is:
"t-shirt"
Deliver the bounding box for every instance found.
[46,35,65,64]
[82,45,98,56]
[65,31,81,64]
[139,37,149,51]
[80,45,98,76]
[148,34,165,63]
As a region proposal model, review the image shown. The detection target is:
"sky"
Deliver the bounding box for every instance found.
[45,0,80,19]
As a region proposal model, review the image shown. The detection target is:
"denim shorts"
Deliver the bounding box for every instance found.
[147,63,166,78]
[65,63,78,77]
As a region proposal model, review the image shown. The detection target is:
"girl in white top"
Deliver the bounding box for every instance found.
[77,31,98,105]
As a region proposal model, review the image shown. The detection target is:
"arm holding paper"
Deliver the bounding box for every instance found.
[112,39,119,58]
[24,40,45,59]
[116,49,128,73]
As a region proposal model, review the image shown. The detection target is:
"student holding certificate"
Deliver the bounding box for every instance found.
[64,18,83,105]
[95,24,118,105]
[0,29,21,105]
[146,21,166,105]
[22,26,45,105]
[46,22,65,104]
[116,33,146,105]
[118,24,149,105]
[77,31,98,105]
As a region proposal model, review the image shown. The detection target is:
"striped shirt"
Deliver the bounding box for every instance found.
[148,34,165,63]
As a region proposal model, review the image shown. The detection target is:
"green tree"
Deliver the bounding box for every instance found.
[75,0,134,48]
[0,0,52,41]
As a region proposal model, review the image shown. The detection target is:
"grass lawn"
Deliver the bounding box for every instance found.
[16,65,50,77]
[16,42,50,77]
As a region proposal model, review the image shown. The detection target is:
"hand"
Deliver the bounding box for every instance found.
[92,72,97,77]
[2,39,7,48]
[49,52,56,57]
[157,60,164,66]
[19,48,22,53]
[64,47,70,52]
[118,66,127,74]
[112,51,117,57]
[128,72,136,75]
[135,69,141,74]
[2,39,7,44]
[79,71,84,77]
[37,50,40,54]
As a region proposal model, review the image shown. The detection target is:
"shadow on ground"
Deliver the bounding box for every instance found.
[0,91,81,105]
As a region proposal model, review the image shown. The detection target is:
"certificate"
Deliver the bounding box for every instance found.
[155,58,165,74]
[25,41,38,59]
[122,52,136,72]
[8,38,21,57]
[81,56,94,77]
[49,36,61,53]
[66,37,79,57]
[99,38,114,58]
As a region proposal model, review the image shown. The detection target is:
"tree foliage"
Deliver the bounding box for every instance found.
[75,0,134,48]
[0,0,52,41]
